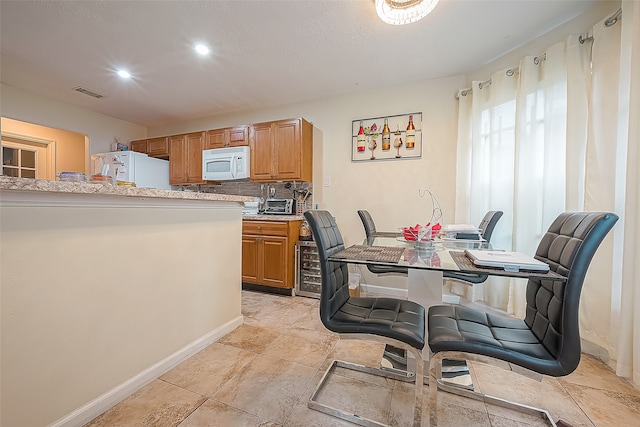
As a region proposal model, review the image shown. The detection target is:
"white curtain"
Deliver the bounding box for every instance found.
[455,3,640,386]
[611,0,640,388]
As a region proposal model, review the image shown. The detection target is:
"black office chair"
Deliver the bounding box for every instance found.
[428,212,618,426]
[357,210,409,276]
[443,210,503,284]
[304,210,426,427]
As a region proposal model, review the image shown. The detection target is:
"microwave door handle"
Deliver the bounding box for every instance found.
[230,155,238,179]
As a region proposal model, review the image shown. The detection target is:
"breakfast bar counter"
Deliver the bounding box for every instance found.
[0,177,252,427]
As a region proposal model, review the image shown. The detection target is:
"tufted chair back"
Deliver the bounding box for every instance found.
[524,212,618,375]
[357,210,377,238]
[478,210,503,243]
[304,210,351,328]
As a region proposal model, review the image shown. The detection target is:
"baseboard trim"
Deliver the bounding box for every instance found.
[360,284,408,299]
[48,315,244,427]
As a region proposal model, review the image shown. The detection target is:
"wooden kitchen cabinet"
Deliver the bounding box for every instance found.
[129,137,169,159]
[205,126,249,149]
[169,131,206,185]
[242,220,302,289]
[147,136,169,158]
[249,118,313,182]
[130,139,148,154]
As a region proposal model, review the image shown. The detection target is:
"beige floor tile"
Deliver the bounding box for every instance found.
[470,363,593,426]
[283,399,358,427]
[241,290,281,318]
[320,338,386,371]
[84,380,205,427]
[290,295,320,307]
[83,291,640,427]
[218,322,284,353]
[560,381,640,427]
[487,413,544,427]
[263,326,339,368]
[250,298,313,327]
[160,342,257,397]
[213,354,317,424]
[388,378,424,427]
[559,354,639,396]
[178,398,280,426]
[428,401,492,427]
[310,370,394,425]
[290,304,327,333]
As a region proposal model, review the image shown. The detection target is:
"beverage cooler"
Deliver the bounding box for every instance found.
[294,240,321,298]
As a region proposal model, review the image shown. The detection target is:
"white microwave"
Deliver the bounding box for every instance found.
[202,146,250,181]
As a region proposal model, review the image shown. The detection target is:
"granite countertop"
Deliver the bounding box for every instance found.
[0,176,254,203]
[242,214,305,221]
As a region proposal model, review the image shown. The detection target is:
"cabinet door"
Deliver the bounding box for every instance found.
[147,137,169,158]
[186,132,205,184]
[241,235,260,283]
[250,122,275,181]
[272,119,301,180]
[261,236,288,288]
[169,135,187,185]
[130,139,148,154]
[228,126,249,146]
[205,129,226,150]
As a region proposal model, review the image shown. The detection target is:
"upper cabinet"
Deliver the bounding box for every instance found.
[205,126,249,150]
[169,132,206,185]
[129,137,169,159]
[249,118,313,182]
[130,139,148,154]
[147,137,170,158]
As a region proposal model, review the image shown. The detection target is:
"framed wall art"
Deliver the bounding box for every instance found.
[351,112,422,162]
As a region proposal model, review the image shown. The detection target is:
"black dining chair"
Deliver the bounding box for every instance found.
[428,212,618,426]
[443,210,503,284]
[304,210,426,427]
[357,210,409,276]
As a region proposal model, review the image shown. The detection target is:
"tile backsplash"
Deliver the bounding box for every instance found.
[182,180,314,212]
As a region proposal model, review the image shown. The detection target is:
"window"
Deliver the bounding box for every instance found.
[2,146,37,178]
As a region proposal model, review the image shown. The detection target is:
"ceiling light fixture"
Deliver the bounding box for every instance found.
[117,70,131,79]
[194,44,210,55]
[375,0,439,25]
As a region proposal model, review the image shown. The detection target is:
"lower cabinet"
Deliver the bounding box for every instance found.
[242,220,301,289]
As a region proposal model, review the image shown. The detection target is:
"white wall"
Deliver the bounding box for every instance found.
[465,1,621,83]
[1,84,147,155]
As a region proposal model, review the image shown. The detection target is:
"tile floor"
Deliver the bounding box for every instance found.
[85,290,640,427]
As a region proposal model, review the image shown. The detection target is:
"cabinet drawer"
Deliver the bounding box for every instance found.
[242,221,288,236]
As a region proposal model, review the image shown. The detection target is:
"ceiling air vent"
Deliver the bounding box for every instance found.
[73,87,105,99]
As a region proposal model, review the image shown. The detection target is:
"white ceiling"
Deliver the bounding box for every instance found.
[1,0,606,128]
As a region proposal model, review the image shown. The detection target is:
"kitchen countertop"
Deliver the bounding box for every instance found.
[242,214,305,221]
[0,176,255,203]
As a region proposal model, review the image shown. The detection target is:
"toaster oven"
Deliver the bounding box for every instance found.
[264,198,295,215]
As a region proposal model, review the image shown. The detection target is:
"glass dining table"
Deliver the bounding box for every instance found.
[328,235,567,383]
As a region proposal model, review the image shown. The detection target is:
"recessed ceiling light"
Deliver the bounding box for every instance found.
[117,70,131,79]
[195,44,210,55]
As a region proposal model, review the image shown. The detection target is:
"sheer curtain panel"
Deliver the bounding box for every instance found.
[455,4,640,386]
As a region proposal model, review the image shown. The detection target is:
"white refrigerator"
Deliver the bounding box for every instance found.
[91,151,171,189]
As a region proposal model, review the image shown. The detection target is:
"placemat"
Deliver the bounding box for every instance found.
[450,251,566,281]
[332,245,405,264]
[373,231,403,238]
